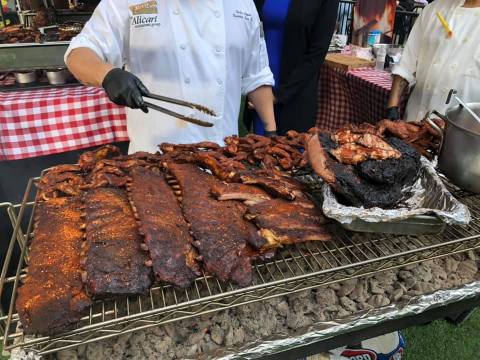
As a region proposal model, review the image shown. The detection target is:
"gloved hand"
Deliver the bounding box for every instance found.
[102,68,149,113]
[386,106,400,121]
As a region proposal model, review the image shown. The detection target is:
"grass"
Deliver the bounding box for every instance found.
[403,309,480,359]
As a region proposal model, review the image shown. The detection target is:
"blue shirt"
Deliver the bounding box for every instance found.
[253,0,292,135]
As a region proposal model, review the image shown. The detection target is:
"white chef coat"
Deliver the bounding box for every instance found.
[392,0,480,122]
[65,0,274,153]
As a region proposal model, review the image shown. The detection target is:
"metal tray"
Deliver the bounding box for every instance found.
[296,162,470,236]
[297,178,446,236]
[338,215,446,235]
[0,42,69,72]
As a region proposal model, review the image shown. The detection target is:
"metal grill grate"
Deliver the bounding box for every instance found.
[1,177,480,355]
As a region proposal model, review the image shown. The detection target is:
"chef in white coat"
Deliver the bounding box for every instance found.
[386,0,480,122]
[65,0,277,153]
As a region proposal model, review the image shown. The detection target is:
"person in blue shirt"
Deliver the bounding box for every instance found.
[247,0,339,136]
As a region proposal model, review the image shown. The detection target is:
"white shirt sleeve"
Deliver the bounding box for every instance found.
[64,0,129,67]
[241,10,275,95]
[391,8,428,86]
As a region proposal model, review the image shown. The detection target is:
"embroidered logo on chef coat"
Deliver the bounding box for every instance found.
[130,0,161,28]
[130,0,157,15]
[130,1,160,28]
[131,15,160,28]
[233,10,253,21]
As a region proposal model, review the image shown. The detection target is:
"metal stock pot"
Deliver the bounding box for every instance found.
[427,99,480,194]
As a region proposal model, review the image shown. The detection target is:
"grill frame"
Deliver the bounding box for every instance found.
[1,176,480,355]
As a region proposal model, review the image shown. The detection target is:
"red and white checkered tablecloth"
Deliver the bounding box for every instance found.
[0,86,128,161]
[316,66,406,132]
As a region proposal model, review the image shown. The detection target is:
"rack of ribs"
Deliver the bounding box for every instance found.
[16,197,92,335]
[167,163,259,286]
[83,188,152,297]
[127,166,199,288]
[245,199,331,248]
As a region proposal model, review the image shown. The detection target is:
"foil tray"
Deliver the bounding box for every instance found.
[297,158,470,236]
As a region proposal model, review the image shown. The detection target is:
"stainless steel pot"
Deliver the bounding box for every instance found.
[427,101,480,194]
[45,68,69,85]
[14,71,37,84]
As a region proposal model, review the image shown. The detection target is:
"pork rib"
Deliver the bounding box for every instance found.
[16,197,92,335]
[127,166,199,288]
[239,173,298,200]
[167,163,258,286]
[83,188,152,297]
[245,199,331,247]
[78,145,121,172]
[210,182,271,205]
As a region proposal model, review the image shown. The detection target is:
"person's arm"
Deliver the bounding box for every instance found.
[388,75,409,108]
[64,0,148,111]
[248,85,276,132]
[386,75,409,119]
[275,0,339,106]
[241,2,276,134]
[66,48,113,87]
[388,3,428,118]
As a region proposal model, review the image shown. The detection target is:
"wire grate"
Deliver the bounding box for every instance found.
[1,178,480,355]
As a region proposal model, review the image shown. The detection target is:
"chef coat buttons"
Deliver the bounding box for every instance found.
[217,79,223,85]
[185,77,191,84]
[173,9,179,15]
[180,44,187,50]
[214,11,221,18]
[215,46,223,53]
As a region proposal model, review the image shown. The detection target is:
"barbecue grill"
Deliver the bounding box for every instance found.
[1,174,480,356]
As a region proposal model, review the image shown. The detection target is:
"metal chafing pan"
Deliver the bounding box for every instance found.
[339,214,446,235]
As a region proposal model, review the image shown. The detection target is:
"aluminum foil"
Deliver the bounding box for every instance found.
[211,280,480,360]
[321,158,471,225]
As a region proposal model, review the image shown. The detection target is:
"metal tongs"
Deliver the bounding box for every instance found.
[143,92,216,128]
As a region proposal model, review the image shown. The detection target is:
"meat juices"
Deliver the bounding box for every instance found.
[83,188,152,297]
[167,163,258,286]
[16,197,92,335]
[128,166,199,288]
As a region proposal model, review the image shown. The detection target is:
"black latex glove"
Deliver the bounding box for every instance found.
[102,68,149,113]
[386,106,400,121]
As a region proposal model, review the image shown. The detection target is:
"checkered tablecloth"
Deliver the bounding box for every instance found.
[316,66,406,132]
[0,86,128,161]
